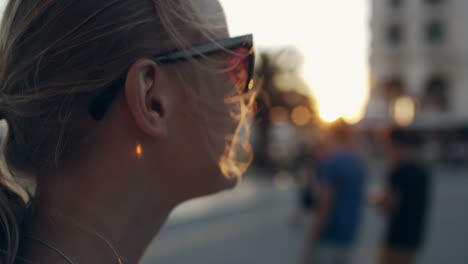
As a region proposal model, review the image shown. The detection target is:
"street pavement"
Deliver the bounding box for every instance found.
[141,166,468,264]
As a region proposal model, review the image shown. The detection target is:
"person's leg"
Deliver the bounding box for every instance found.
[378,247,394,264]
[334,248,351,264]
[378,246,417,264]
[311,243,334,264]
[312,243,351,264]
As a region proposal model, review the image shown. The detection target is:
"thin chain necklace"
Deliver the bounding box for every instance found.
[22,207,123,264]
[23,233,123,264]
[23,235,74,264]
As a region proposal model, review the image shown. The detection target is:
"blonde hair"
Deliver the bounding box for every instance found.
[0,0,252,262]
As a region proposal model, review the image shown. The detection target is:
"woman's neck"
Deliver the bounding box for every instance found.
[21,158,175,263]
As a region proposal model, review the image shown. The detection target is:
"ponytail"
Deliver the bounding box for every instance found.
[0,184,24,264]
[0,120,30,264]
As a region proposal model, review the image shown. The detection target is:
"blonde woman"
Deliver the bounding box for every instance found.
[0,0,255,263]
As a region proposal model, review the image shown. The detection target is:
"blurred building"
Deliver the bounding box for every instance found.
[365,0,468,129]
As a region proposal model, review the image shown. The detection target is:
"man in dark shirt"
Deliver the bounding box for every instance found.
[374,129,431,264]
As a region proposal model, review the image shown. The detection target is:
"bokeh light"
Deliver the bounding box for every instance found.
[393,96,416,127]
[291,106,312,126]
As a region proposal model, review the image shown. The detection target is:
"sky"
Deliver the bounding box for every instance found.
[0,0,370,123]
[220,0,371,123]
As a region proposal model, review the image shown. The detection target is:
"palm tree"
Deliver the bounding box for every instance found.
[252,47,318,172]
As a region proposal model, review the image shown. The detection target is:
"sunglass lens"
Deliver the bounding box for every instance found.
[226,47,253,94]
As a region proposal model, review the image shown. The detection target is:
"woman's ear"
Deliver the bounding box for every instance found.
[124,58,167,137]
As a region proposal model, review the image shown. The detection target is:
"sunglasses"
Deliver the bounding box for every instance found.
[89,34,255,121]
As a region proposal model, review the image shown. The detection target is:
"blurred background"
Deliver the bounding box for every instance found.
[141,1,468,263]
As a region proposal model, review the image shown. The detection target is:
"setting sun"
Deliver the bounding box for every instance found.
[221,0,370,124]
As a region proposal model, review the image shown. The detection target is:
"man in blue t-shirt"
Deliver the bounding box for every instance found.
[301,119,367,264]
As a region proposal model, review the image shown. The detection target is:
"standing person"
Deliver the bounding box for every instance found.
[373,129,431,264]
[0,0,256,263]
[301,119,367,264]
[289,143,323,227]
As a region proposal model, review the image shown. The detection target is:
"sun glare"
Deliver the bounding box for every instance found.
[318,106,341,123]
[221,0,370,124]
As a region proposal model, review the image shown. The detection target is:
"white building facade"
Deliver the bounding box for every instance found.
[366,0,468,128]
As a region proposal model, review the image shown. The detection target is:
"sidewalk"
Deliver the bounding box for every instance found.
[142,168,468,264]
